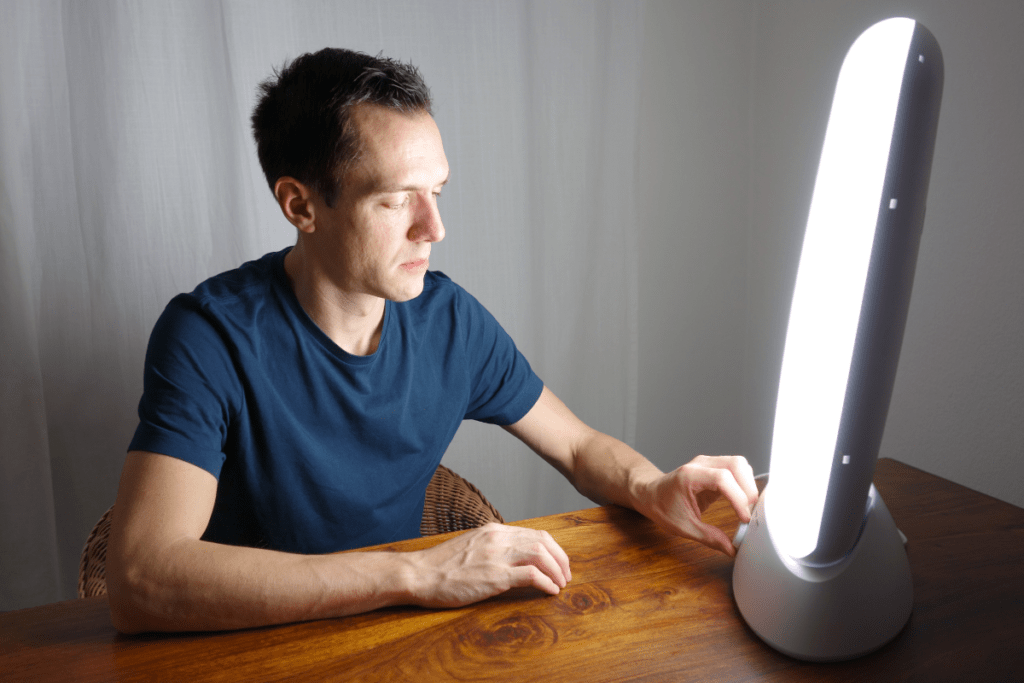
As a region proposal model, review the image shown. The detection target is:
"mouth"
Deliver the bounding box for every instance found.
[400,258,429,272]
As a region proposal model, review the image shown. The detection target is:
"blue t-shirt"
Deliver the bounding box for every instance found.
[129,248,543,554]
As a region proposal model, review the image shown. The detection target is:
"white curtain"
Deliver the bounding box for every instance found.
[0,0,641,610]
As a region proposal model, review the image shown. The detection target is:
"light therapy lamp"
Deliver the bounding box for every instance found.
[732,18,943,661]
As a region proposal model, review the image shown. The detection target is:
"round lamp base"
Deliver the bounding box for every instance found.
[732,484,913,662]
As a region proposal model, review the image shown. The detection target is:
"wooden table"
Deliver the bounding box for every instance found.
[2,458,1022,681]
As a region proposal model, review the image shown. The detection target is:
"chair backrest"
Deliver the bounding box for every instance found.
[78,506,114,599]
[77,464,504,598]
[420,464,505,535]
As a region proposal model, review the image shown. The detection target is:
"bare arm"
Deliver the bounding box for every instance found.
[106,451,570,633]
[504,387,759,556]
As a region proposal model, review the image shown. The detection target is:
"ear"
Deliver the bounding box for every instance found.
[274,177,316,233]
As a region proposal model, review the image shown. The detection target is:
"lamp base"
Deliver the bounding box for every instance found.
[732,484,913,662]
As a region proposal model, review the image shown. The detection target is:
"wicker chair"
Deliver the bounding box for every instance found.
[78,464,503,598]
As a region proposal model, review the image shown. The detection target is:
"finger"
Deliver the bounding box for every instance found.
[714,470,756,524]
[701,455,759,505]
[538,530,572,584]
[509,564,561,595]
[691,519,736,557]
[512,534,569,588]
[731,457,760,504]
[507,528,570,584]
[687,465,754,524]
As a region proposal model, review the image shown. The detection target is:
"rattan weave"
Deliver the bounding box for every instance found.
[419,464,505,535]
[77,506,114,600]
[77,464,503,598]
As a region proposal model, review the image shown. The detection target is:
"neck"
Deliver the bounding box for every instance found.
[284,243,386,356]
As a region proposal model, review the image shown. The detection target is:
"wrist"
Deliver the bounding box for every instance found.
[319,550,423,616]
[625,464,663,519]
[388,549,437,608]
[385,551,424,608]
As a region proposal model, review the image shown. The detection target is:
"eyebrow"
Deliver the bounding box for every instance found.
[372,172,450,195]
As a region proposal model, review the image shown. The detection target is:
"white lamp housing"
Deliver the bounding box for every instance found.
[733,18,943,661]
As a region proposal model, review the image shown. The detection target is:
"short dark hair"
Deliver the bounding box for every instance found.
[251,48,432,206]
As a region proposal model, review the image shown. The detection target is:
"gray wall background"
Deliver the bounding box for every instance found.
[636,0,1023,507]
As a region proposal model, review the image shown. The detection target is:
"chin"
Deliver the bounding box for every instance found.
[387,277,426,302]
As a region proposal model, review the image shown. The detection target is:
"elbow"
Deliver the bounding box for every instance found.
[106,537,207,634]
[105,530,182,634]
[105,554,151,635]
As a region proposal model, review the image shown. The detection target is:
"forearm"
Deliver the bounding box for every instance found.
[504,387,664,515]
[508,387,758,556]
[107,538,416,633]
[108,450,571,634]
[568,433,758,555]
[569,430,663,515]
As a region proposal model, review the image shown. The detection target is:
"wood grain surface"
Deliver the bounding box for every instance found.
[1,459,1022,682]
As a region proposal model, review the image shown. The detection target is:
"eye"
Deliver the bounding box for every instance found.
[384,195,410,210]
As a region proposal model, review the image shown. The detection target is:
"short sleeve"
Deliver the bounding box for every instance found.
[457,287,543,425]
[128,294,242,478]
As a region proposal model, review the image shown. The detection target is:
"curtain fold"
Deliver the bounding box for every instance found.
[0,0,641,609]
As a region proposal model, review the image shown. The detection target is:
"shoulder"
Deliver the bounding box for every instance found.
[390,272,505,350]
[187,250,284,310]
[420,269,457,296]
[152,249,289,352]
[401,270,495,324]
[401,270,460,312]
[418,271,488,310]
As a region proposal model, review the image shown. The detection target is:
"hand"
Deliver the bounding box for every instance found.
[406,523,572,608]
[639,455,759,557]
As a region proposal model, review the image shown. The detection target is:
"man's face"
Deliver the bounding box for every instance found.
[312,104,449,303]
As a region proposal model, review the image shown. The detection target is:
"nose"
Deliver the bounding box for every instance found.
[409,193,445,244]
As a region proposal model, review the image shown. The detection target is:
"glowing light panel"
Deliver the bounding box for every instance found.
[767,18,916,560]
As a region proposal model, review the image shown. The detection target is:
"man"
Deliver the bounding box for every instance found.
[107,48,758,634]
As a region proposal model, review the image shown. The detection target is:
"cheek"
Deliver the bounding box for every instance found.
[348,222,400,273]
[368,214,407,253]
[346,205,406,262]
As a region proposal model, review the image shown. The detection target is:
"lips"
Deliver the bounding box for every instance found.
[400,258,429,271]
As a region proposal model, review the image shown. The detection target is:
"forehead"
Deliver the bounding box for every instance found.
[345,104,448,193]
